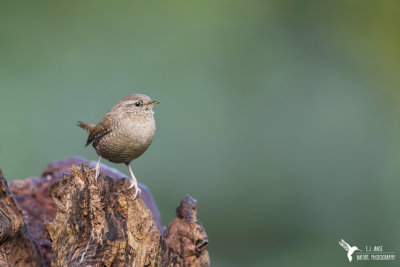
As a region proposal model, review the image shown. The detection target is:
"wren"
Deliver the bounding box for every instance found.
[78,94,160,199]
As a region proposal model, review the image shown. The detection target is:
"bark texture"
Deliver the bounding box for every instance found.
[163,195,209,266]
[0,169,42,266]
[2,157,209,266]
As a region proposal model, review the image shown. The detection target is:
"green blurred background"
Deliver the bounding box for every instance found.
[1,1,399,266]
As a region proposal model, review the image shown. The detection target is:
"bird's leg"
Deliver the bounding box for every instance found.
[126,163,141,199]
[95,156,101,181]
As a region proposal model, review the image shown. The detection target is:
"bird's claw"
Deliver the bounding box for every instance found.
[128,181,141,199]
[132,187,141,200]
[128,181,135,190]
[126,164,140,199]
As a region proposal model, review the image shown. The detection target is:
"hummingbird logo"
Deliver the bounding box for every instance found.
[339,239,362,262]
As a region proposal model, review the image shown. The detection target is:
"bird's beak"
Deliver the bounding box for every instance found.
[146,101,160,106]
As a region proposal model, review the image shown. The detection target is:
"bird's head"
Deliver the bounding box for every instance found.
[355,246,362,252]
[118,94,160,116]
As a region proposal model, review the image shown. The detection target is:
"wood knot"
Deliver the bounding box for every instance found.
[176,194,197,221]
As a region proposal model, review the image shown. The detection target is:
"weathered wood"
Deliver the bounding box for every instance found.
[9,156,164,266]
[0,169,42,266]
[9,176,56,267]
[45,164,161,266]
[2,157,209,266]
[163,195,209,266]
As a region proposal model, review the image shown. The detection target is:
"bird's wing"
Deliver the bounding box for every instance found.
[85,119,112,147]
[339,239,350,251]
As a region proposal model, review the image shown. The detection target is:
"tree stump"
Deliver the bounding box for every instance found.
[1,157,209,266]
[0,169,42,266]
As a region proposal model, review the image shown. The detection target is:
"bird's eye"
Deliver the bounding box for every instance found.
[135,102,141,107]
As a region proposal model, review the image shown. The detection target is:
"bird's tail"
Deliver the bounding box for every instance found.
[77,121,95,132]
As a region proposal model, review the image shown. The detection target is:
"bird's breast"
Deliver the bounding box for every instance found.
[119,117,156,145]
[94,116,156,163]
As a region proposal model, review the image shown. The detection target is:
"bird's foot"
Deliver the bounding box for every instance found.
[128,180,141,199]
[126,163,141,199]
[94,166,100,183]
[95,168,100,182]
[94,156,101,182]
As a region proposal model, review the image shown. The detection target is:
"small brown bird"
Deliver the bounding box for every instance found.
[78,94,160,199]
